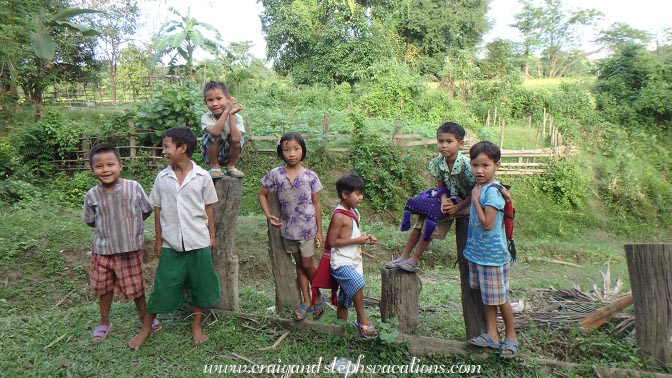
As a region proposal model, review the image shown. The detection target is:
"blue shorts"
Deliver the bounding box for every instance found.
[201,133,245,164]
[331,265,365,309]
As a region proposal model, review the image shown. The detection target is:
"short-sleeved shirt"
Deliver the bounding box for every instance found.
[261,166,322,241]
[428,151,476,199]
[82,179,152,255]
[149,161,218,252]
[200,112,245,136]
[463,181,510,266]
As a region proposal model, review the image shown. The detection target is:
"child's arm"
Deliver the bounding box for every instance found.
[206,204,216,251]
[227,95,243,142]
[312,192,323,247]
[471,184,498,230]
[153,207,162,257]
[328,214,376,248]
[203,101,232,138]
[258,187,282,228]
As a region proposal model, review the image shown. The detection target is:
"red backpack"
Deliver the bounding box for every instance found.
[487,183,516,262]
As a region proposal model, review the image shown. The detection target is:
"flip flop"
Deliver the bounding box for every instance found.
[311,294,328,321]
[354,321,378,339]
[224,167,245,178]
[398,259,420,273]
[293,303,310,321]
[468,333,501,349]
[209,169,225,179]
[500,338,518,358]
[137,319,162,332]
[384,259,401,269]
[92,323,113,342]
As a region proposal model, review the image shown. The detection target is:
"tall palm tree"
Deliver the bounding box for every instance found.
[153,7,224,81]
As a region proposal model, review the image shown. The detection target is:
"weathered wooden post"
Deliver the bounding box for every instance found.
[456,217,487,339]
[380,268,421,334]
[211,176,242,311]
[266,191,301,315]
[625,243,672,367]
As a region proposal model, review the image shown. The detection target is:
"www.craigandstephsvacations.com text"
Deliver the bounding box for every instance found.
[203,355,481,376]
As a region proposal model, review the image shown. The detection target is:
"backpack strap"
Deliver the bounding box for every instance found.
[486,183,514,219]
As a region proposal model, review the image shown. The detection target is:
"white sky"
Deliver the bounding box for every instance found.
[137,0,671,61]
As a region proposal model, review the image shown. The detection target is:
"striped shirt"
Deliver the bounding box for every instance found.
[149,161,218,252]
[82,179,152,255]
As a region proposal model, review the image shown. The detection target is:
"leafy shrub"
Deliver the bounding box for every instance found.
[0,136,18,179]
[0,179,40,205]
[535,158,588,208]
[357,60,423,119]
[47,171,98,208]
[349,112,424,211]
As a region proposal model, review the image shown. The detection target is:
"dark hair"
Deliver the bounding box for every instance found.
[162,127,197,157]
[336,172,366,199]
[469,140,501,162]
[437,121,466,141]
[276,132,307,162]
[89,144,121,166]
[203,81,228,98]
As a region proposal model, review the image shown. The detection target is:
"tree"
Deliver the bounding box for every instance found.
[152,7,224,81]
[512,0,602,77]
[117,45,150,100]
[479,39,520,79]
[79,0,141,103]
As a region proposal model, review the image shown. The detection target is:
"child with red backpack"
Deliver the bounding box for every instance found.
[464,141,518,358]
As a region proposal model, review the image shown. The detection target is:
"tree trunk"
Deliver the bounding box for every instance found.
[456,216,487,339]
[380,268,421,334]
[210,176,242,311]
[266,191,301,315]
[625,243,672,367]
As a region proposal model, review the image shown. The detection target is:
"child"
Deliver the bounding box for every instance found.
[201,81,245,178]
[328,172,378,338]
[258,132,326,321]
[129,127,221,350]
[83,144,157,342]
[387,122,476,273]
[464,141,517,358]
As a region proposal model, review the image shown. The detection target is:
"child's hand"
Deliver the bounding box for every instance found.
[210,236,217,252]
[225,95,243,114]
[471,184,482,203]
[267,215,282,228]
[441,197,456,214]
[365,234,377,245]
[315,234,324,250]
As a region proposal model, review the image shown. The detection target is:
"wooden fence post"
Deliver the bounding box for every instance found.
[322,114,329,151]
[456,217,487,339]
[266,191,301,315]
[211,176,243,311]
[82,135,91,170]
[625,243,672,367]
[127,115,136,162]
[380,268,421,334]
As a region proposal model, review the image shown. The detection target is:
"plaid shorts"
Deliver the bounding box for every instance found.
[468,261,510,306]
[201,133,245,164]
[90,250,145,300]
[331,265,366,309]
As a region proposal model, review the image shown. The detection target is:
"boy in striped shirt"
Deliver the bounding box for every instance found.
[83,144,156,342]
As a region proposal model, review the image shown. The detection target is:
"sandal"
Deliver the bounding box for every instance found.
[500,338,518,358]
[398,259,420,273]
[225,167,244,178]
[209,168,225,178]
[311,294,328,321]
[92,323,113,342]
[293,303,310,321]
[384,259,401,269]
[468,332,501,349]
[354,321,378,339]
[137,319,162,332]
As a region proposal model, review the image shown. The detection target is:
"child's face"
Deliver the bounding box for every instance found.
[161,136,186,166]
[470,152,500,184]
[342,190,364,209]
[437,132,464,160]
[281,139,303,166]
[204,88,227,117]
[91,151,122,187]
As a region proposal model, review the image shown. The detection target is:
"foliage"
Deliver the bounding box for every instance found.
[348,111,424,211]
[47,171,98,208]
[116,46,151,101]
[357,60,421,118]
[133,83,203,145]
[534,157,589,208]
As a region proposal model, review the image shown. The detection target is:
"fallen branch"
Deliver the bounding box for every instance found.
[580,294,634,330]
[259,331,290,351]
[53,289,76,308]
[525,256,581,267]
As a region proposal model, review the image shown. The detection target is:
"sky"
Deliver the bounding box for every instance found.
[138,0,671,61]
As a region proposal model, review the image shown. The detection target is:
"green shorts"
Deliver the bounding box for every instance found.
[147,247,221,314]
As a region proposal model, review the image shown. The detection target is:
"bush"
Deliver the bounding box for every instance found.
[535,157,589,208]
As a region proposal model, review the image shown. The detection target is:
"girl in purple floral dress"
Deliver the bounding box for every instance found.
[258,132,326,321]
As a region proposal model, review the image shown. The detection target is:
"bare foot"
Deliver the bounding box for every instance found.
[192,321,208,344]
[128,327,151,350]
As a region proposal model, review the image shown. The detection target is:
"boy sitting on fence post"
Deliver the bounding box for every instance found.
[386,122,476,273]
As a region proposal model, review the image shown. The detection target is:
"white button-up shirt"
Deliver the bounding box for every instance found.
[149,161,218,252]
